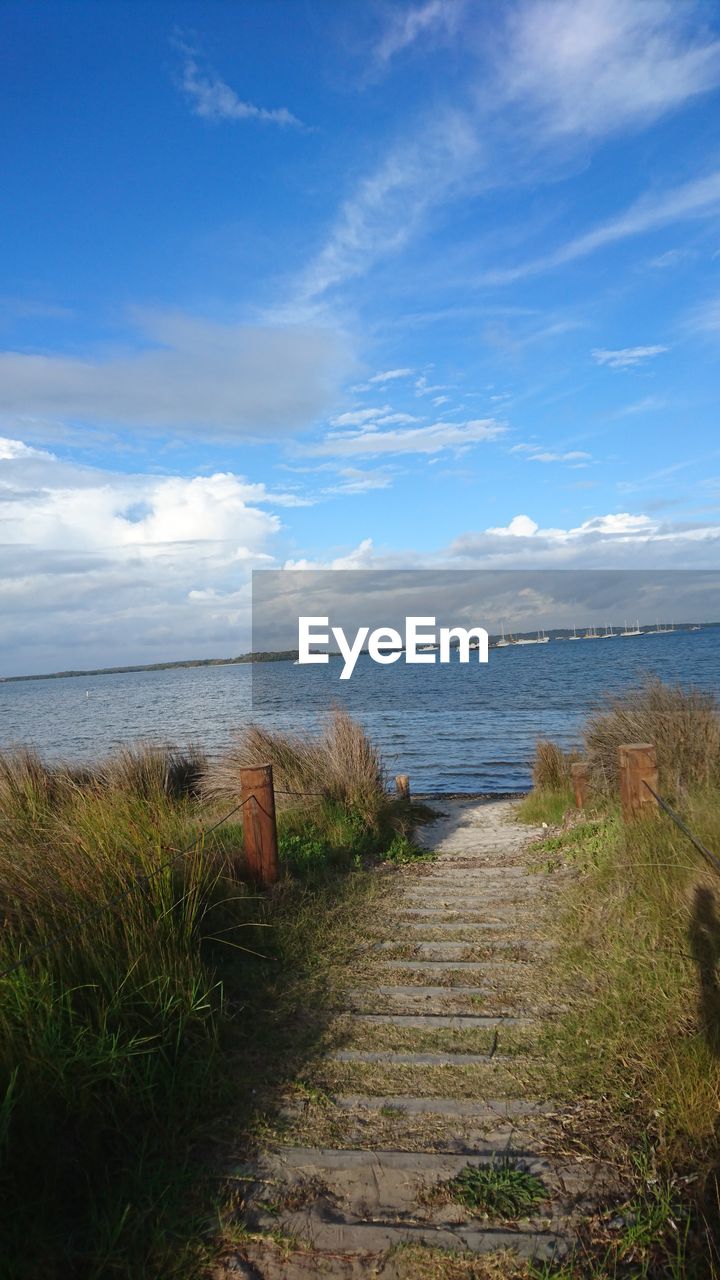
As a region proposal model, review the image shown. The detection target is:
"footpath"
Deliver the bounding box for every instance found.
[219,798,616,1279]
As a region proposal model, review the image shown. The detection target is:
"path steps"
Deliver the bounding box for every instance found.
[228,797,609,1278]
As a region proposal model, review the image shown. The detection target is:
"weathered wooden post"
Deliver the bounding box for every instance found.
[570,761,589,809]
[395,774,410,801]
[240,763,279,886]
[618,744,659,822]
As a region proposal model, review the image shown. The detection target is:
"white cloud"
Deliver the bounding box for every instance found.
[279,507,720,576]
[291,2,720,302]
[615,395,669,415]
[178,44,301,127]
[448,510,720,566]
[511,444,592,463]
[592,344,668,368]
[415,375,452,396]
[0,312,350,438]
[377,413,420,425]
[297,109,481,299]
[0,437,49,461]
[322,468,394,495]
[531,450,592,464]
[0,437,293,672]
[487,514,540,537]
[648,248,691,269]
[498,0,720,140]
[284,537,376,571]
[306,417,505,458]
[329,407,422,430]
[374,0,464,66]
[686,295,720,334]
[367,368,414,384]
[482,171,720,284]
[330,406,392,427]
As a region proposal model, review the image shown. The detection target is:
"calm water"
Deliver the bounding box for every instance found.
[1,628,719,792]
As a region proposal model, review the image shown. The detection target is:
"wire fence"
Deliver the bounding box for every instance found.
[643,779,720,878]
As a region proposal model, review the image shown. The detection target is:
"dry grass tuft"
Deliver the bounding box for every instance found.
[95,741,206,800]
[532,739,578,792]
[584,677,720,799]
[203,709,388,827]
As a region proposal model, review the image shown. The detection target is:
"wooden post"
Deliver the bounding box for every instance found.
[618,744,659,822]
[395,774,410,801]
[570,761,589,809]
[240,763,279,886]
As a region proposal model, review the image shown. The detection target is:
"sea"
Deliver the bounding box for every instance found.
[1,627,719,793]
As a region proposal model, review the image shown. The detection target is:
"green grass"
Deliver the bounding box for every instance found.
[439,1159,546,1219]
[519,695,720,1275]
[525,788,720,1273]
[515,787,574,826]
[0,730,406,1278]
[539,794,720,1146]
[382,831,437,864]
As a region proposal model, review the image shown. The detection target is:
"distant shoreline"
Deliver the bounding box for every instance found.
[1,622,715,684]
[0,652,300,684]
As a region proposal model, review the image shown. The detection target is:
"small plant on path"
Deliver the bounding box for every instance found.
[442,1158,546,1220]
[382,832,436,864]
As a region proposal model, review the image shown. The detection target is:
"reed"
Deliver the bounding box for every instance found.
[203,708,388,828]
[584,676,720,799]
[522,679,720,1266]
[531,738,577,791]
[0,722,399,1275]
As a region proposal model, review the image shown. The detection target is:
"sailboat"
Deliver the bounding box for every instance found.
[620,619,641,637]
[495,622,512,648]
[514,629,549,645]
[568,626,581,640]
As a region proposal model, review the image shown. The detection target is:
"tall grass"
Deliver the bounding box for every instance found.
[550,803,720,1139]
[523,679,720,1267]
[532,739,577,792]
[515,739,578,823]
[0,723,397,1276]
[203,708,388,829]
[0,744,233,1274]
[584,676,720,799]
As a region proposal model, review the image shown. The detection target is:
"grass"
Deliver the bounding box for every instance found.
[436,1158,546,1219]
[532,740,579,793]
[515,787,574,826]
[0,715,414,1278]
[520,681,720,1275]
[539,800,720,1149]
[202,706,388,829]
[583,676,720,800]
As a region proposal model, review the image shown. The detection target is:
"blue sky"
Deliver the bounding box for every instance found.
[2,0,720,673]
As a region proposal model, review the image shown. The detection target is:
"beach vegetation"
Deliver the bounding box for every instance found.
[0,716,408,1277]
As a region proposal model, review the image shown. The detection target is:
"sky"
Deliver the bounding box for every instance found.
[2,0,720,675]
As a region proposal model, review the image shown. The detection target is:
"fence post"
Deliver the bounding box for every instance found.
[570,761,589,809]
[618,744,659,822]
[240,763,279,886]
[395,774,410,801]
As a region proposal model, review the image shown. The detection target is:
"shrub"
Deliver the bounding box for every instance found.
[382,833,435,864]
[96,741,206,800]
[532,739,578,791]
[584,677,720,799]
[203,709,388,829]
